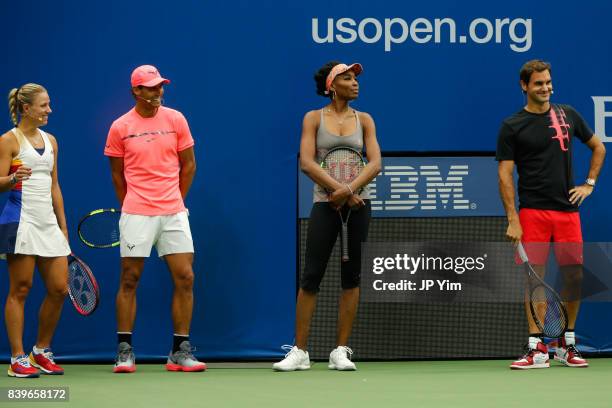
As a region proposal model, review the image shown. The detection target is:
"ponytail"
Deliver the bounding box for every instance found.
[8,88,19,126]
[7,83,47,126]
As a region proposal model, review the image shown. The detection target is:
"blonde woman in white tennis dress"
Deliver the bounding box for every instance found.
[0,84,70,378]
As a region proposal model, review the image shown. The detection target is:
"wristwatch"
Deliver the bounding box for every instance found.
[9,174,17,185]
[585,178,596,187]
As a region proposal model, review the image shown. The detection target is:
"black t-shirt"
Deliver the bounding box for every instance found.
[496,104,593,212]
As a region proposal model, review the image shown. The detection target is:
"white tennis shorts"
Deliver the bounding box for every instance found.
[119,211,194,257]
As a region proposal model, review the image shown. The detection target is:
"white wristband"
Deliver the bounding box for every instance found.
[345,183,354,195]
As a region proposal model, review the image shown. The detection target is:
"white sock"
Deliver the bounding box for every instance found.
[33,345,47,354]
[529,336,542,349]
[11,354,27,363]
[565,331,576,346]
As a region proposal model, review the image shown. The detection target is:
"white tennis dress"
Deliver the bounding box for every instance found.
[0,128,70,258]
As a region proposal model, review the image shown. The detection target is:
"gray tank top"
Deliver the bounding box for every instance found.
[314,108,370,202]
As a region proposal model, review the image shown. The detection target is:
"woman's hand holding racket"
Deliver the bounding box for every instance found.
[328,185,352,210]
[320,147,366,262]
[346,193,365,209]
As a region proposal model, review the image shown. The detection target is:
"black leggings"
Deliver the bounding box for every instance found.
[301,201,371,292]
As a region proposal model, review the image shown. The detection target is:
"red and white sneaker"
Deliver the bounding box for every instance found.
[8,354,40,378]
[555,339,588,367]
[510,342,550,370]
[29,348,64,375]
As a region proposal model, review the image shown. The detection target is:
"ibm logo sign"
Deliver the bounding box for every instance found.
[299,156,500,218]
[369,164,475,211]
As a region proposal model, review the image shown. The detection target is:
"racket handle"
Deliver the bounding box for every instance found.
[517,242,529,263]
[341,222,349,262]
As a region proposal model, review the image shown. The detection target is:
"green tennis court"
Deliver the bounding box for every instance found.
[2,359,611,407]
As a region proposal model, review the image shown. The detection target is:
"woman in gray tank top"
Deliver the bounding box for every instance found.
[273,61,382,372]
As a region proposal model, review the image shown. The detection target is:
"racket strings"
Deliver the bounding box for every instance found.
[543,289,567,338]
[79,211,120,247]
[69,262,98,314]
[322,149,365,184]
[531,286,567,338]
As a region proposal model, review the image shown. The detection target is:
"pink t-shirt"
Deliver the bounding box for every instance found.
[104,107,195,215]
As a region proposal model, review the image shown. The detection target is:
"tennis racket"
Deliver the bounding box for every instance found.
[67,253,100,316]
[77,208,121,248]
[517,242,568,338]
[320,147,366,262]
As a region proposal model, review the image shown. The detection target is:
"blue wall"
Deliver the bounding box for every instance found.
[1,0,610,359]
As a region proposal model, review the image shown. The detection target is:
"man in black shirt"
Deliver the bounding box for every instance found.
[496,60,606,370]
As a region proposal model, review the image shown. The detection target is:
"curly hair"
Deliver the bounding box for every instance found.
[313,61,341,98]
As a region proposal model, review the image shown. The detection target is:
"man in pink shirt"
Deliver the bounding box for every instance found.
[104,65,205,373]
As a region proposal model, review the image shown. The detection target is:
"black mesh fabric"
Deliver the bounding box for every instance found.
[298,217,526,360]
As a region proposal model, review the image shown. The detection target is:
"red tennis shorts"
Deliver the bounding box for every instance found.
[518,208,583,266]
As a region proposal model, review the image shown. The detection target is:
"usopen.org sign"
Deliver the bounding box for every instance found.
[298,155,505,218]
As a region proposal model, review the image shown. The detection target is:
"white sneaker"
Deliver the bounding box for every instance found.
[328,346,356,371]
[272,346,310,371]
